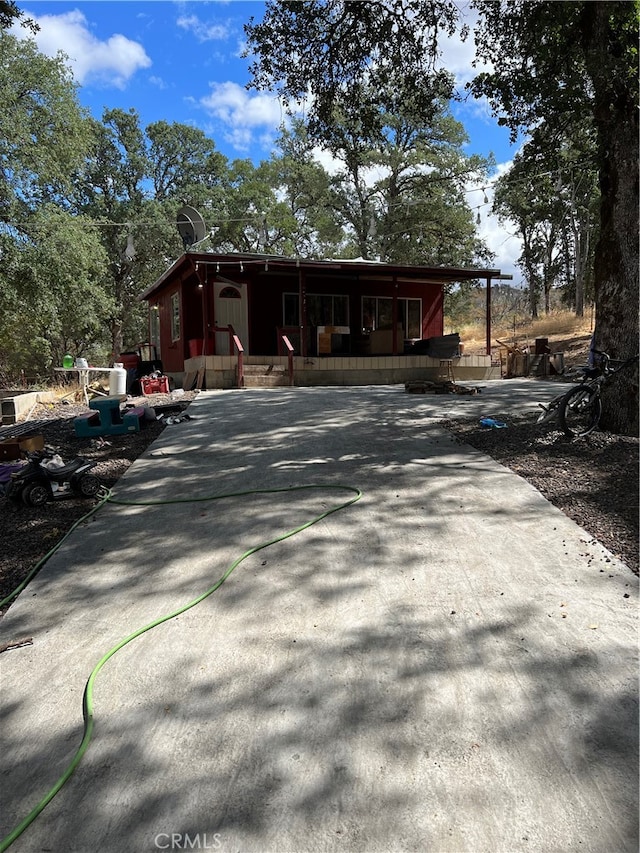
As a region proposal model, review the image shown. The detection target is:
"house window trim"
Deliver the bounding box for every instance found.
[361,295,422,338]
[170,291,181,342]
[219,285,241,299]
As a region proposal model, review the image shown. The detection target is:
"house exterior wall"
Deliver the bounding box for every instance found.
[153,288,183,374]
[151,267,221,370]
[423,287,444,339]
[141,255,482,370]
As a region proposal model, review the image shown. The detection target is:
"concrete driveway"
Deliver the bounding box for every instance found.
[1,381,637,853]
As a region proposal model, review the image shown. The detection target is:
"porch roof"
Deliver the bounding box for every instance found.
[139,252,504,302]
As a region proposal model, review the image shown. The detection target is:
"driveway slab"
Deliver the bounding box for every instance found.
[1,382,637,853]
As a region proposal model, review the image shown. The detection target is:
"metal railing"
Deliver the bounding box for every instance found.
[281,335,294,386]
[232,333,244,388]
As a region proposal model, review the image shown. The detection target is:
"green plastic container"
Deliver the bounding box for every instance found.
[62,354,74,369]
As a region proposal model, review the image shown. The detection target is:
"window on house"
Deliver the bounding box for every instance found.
[362,296,422,338]
[283,293,349,327]
[219,286,241,299]
[170,292,180,341]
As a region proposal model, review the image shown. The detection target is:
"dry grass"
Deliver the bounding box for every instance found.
[46,380,111,403]
[452,310,594,357]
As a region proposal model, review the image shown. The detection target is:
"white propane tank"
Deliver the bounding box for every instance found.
[109,363,127,396]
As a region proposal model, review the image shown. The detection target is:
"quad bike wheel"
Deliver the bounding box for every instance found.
[21,481,51,507]
[72,474,101,498]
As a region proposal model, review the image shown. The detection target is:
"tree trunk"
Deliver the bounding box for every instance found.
[569,174,590,318]
[583,3,639,435]
[111,320,124,363]
[521,229,538,319]
[574,224,588,318]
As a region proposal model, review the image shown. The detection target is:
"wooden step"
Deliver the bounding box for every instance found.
[243,376,289,388]
[242,363,290,388]
[243,363,286,375]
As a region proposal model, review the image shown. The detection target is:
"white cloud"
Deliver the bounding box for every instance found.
[435,4,498,125]
[199,81,293,152]
[434,2,495,91]
[176,14,230,42]
[479,214,522,281]
[15,9,151,88]
[311,146,343,176]
[201,81,285,127]
[148,75,167,90]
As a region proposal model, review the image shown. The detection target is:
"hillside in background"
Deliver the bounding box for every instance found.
[448,309,594,369]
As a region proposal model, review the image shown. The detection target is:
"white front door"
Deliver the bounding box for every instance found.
[214,282,249,354]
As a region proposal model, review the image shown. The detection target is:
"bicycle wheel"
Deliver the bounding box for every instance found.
[559,384,602,437]
[536,396,563,425]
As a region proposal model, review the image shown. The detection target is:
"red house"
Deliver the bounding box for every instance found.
[139,253,504,388]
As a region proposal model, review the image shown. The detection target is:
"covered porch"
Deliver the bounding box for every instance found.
[180,350,500,390]
[140,254,508,386]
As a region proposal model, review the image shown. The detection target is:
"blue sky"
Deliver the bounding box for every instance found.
[12,0,523,277]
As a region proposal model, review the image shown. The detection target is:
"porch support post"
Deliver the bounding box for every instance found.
[485,276,492,356]
[201,283,207,355]
[299,266,307,358]
[392,277,399,355]
[192,259,208,356]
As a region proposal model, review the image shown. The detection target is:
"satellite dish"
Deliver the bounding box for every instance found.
[177,205,207,250]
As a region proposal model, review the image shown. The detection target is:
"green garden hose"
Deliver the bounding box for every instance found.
[0,482,362,852]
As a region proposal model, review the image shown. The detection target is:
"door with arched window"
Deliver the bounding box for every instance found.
[214,282,249,354]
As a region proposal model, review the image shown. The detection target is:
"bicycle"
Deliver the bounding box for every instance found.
[536,350,639,438]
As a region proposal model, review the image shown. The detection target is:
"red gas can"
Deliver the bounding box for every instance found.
[140,376,170,396]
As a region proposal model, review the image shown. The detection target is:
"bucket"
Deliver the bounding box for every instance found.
[189,338,204,357]
[109,363,127,396]
[118,352,140,372]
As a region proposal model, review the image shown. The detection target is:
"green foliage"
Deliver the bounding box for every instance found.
[0,208,110,377]
[266,122,345,257]
[492,125,599,318]
[245,0,459,139]
[471,0,638,433]
[246,5,489,267]
[470,1,592,142]
[0,0,37,33]
[0,32,92,222]
[146,120,227,202]
[77,109,189,355]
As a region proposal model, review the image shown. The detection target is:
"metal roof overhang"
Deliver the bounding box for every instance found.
[138,252,504,302]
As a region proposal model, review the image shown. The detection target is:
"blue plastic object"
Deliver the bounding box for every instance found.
[74,397,143,437]
[479,417,507,429]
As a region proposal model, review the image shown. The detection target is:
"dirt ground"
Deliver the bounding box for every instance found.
[0,380,638,616]
[0,391,198,614]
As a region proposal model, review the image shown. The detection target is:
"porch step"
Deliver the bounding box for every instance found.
[242,363,290,388]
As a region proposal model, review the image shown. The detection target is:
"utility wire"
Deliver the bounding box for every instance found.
[2,156,597,232]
